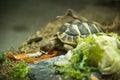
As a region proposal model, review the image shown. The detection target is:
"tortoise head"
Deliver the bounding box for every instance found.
[40,37,56,51]
[40,36,63,51]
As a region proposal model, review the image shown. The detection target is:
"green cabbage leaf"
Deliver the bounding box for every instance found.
[55,33,120,79]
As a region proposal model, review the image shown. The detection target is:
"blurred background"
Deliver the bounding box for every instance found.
[0,0,120,51]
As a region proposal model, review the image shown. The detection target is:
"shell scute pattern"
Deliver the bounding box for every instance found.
[57,19,103,45]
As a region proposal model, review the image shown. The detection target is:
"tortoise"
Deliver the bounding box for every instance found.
[40,9,117,51]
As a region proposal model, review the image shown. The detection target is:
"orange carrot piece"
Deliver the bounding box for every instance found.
[6,52,14,59]
[6,52,29,60]
[91,75,99,80]
[13,54,29,60]
[26,51,60,63]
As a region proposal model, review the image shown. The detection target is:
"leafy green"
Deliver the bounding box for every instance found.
[60,66,83,79]
[11,60,31,79]
[95,34,120,74]
[55,33,120,79]
[73,35,104,66]
[0,50,5,63]
[56,35,103,79]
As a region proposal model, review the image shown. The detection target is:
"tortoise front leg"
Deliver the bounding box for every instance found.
[63,44,74,51]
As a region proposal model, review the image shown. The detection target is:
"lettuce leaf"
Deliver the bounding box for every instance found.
[55,33,120,79]
[94,34,120,74]
[73,35,104,66]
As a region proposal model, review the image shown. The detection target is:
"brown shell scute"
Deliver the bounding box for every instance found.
[57,20,103,45]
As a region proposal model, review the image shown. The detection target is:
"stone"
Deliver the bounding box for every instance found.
[28,55,75,80]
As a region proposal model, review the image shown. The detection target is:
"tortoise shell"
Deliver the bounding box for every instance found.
[57,19,103,45]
